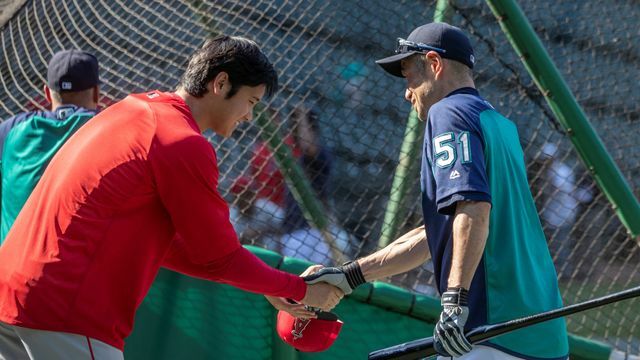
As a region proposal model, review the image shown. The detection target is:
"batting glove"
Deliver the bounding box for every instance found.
[433,287,473,357]
[302,261,366,295]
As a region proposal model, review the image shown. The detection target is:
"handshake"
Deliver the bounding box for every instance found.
[268,261,367,317]
[269,261,367,353]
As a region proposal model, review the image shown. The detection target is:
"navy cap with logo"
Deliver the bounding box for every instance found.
[376,22,475,77]
[47,49,100,92]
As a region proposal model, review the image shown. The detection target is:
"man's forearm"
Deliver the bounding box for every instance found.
[448,201,491,289]
[357,226,430,282]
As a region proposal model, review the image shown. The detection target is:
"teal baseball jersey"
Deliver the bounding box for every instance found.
[421,87,568,359]
[0,105,96,242]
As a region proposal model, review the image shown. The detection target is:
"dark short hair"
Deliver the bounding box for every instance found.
[180,35,278,99]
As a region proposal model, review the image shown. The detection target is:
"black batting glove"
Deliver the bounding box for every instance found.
[302,261,367,295]
[433,287,473,357]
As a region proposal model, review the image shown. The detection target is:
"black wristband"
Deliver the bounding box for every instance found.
[442,287,469,306]
[340,260,366,290]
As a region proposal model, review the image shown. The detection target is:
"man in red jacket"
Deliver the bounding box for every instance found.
[0,35,342,360]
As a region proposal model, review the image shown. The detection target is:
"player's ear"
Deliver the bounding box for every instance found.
[43,85,52,106]
[426,52,443,78]
[211,71,229,96]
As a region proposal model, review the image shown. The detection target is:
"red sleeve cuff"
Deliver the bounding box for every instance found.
[289,276,307,302]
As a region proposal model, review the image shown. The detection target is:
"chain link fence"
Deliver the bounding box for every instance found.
[0,0,638,355]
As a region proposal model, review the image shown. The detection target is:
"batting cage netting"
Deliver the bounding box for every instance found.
[0,0,639,355]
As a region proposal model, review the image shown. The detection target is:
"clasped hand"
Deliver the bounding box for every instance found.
[268,261,367,316]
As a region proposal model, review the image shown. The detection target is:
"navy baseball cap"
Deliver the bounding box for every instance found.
[47,49,100,92]
[376,22,475,77]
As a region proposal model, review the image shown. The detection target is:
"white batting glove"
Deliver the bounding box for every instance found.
[433,287,473,357]
[302,261,367,295]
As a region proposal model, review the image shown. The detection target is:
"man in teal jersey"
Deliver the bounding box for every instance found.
[0,49,100,243]
[305,23,568,359]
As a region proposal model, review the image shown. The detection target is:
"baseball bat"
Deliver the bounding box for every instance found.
[369,285,640,360]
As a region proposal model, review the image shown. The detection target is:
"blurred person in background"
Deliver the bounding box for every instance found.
[0,49,100,244]
[246,108,291,208]
[280,105,356,264]
[282,105,333,232]
[539,142,593,279]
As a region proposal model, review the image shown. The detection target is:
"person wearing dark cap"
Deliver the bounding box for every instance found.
[304,23,569,359]
[0,49,101,244]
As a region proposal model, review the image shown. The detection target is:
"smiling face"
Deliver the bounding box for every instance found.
[400,53,441,121]
[215,84,265,137]
[200,72,266,137]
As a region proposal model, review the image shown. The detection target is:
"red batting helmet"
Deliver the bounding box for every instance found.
[276,310,343,352]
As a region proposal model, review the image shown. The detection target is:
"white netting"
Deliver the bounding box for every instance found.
[0,0,638,354]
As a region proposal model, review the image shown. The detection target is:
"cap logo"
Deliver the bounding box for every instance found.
[61,81,73,90]
[291,318,312,340]
[470,54,475,65]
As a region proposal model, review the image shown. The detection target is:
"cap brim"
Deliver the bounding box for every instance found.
[375,52,417,77]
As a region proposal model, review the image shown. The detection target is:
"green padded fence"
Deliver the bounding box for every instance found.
[124,246,611,360]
